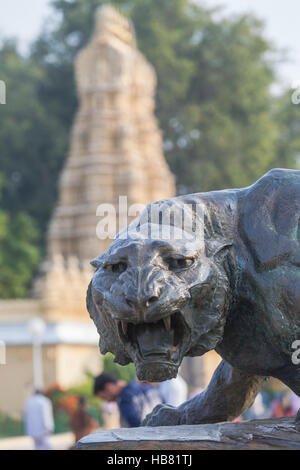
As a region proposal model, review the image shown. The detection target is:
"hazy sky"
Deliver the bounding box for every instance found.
[0,0,299,87]
[0,0,52,47]
[203,0,300,87]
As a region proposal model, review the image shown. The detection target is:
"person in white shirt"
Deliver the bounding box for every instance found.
[158,374,188,407]
[24,390,54,450]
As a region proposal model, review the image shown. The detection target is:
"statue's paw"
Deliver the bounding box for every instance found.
[143,404,182,427]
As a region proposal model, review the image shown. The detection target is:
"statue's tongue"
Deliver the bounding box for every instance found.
[135,321,174,358]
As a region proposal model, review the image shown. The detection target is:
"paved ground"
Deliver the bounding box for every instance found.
[0,432,74,450]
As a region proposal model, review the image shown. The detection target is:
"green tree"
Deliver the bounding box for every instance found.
[0,175,40,298]
[0,40,72,238]
[171,15,280,191]
[103,352,136,382]
[272,89,300,170]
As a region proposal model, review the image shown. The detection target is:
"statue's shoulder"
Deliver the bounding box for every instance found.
[239,169,300,270]
[245,168,300,194]
[176,168,300,206]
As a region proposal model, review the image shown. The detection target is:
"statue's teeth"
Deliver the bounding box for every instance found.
[121,321,128,337]
[163,316,171,333]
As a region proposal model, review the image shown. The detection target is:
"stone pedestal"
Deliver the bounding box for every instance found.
[77,417,300,450]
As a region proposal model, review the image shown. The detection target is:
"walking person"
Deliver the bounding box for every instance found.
[24,389,54,450]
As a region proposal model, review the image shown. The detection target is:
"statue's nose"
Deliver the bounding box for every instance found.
[125,294,160,310]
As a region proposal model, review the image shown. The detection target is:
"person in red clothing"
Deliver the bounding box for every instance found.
[70,395,98,446]
[270,391,295,418]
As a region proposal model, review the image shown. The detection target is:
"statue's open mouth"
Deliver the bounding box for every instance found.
[115,311,190,381]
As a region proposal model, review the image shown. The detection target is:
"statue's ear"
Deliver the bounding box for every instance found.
[206,240,233,258]
[90,256,102,269]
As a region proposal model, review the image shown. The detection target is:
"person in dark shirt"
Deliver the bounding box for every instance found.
[93,373,162,427]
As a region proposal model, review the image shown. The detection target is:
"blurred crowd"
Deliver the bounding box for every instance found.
[242,389,300,421]
[23,375,300,450]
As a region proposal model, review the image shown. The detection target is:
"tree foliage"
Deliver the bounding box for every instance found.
[0,40,73,232]
[103,352,137,382]
[0,175,40,298]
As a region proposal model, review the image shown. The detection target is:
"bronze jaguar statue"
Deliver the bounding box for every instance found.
[87,169,300,426]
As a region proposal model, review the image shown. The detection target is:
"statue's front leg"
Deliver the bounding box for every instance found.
[144,360,267,426]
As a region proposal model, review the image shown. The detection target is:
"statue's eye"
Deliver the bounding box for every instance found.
[105,262,127,274]
[112,262,127,274]
[167,257,194,271]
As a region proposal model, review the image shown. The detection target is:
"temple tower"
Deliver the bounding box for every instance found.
[47,5,175,263]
